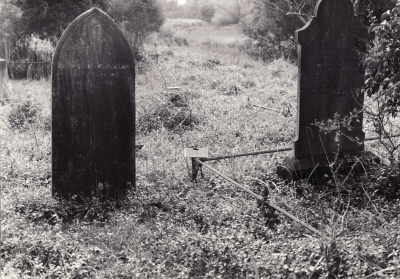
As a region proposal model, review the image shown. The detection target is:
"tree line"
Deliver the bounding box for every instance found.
[0,0,165,62]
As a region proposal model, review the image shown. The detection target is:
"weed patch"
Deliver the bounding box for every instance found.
[137,102,199,134]
[15,195,117,224]
[8,99,39,130]
[203,58,221,68]
[2,41,400,279]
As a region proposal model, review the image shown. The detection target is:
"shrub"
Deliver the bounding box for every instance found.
[137,100,199,134]
[364,2,400,118]
[173,36,189,46]
[241,78,256,88]
[219,84,241,96]
[363,1,400,166]
[8,99,38,130]
[203,58,221,68]
[200,4,215,23]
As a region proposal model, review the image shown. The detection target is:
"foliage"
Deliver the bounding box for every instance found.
[15,0,108,45]
[107,0,165,57]
[137,92,199,134]
[355,0,398,25]
[2,38,400,278]
[240,0,317,61]
[200,3,216,23]
[240,0,398,62]
[0,0,22,59]
[364,2,400,117]
[8,99,39,130]
[363,0,400,165]
[4,0,163,62]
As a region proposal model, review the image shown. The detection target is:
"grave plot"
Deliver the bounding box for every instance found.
[52,8,135,199]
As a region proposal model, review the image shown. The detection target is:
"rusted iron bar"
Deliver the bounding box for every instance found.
[203,147,292,162]
[202,133,400,163]
[252,104,280,113]
[194,158,333,242]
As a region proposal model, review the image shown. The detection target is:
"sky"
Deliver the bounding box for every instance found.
[168,0,187,5]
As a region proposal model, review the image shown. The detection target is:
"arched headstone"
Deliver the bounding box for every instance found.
[52,8,135,199]
[278,0,369,180]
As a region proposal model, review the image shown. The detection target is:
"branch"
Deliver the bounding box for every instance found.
[263,1,287,15]
[263,0,308,24]
[286,12,308,24]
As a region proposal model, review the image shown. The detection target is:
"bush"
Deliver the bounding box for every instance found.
[200,4,215,23]
[8,99,38,130]
[173,36,189,46]
[363,1,400,165]
[203,58,221,68]
[364,3,400,117]
[137,97,199,134]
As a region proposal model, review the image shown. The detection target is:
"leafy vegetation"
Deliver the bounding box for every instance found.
[0,0,164,64]
[2,0,400,278]
[239,0,398,62]
[364,2,400,117]
[107,0,165,56]
[2,30,400,277]
[362,1,400,166]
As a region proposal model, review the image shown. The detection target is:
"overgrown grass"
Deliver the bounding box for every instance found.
[1,39,400,278]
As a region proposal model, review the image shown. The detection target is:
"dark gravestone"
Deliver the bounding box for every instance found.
[52,8,135,199]
[278,0,368,180]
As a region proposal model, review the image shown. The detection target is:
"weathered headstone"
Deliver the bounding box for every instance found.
[0,58,5,101]
[52,8,135,199]
[278,0,368,180]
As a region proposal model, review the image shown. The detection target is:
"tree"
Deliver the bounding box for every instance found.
[107,0,164,57]
[0,0,22,60]
[240,0,317,61]
[15,0,108,45]
[240,0,398,62]
[11,0,164,59]
[200,4,215,22]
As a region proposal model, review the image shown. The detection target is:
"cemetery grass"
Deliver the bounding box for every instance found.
[1,42,400,279]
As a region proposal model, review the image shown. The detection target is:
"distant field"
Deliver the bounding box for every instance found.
[163,18,246,44]
[163,18,207,28]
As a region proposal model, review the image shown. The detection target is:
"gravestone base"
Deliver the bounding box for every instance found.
[277,151,379,182]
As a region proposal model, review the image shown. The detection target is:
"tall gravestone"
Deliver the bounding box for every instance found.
[278,0,368,180]
[0,58,5,101]
[52,8,135,198]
